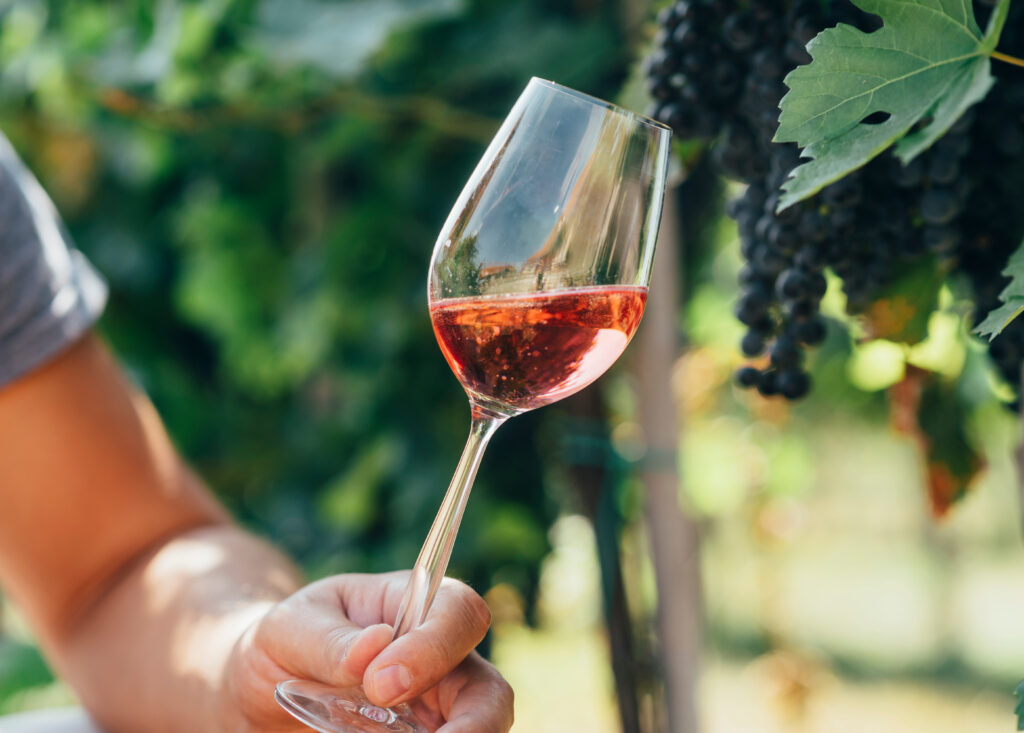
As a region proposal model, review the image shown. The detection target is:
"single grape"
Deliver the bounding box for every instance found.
[736,366,762,389]
[793,317,826,346]
[775,268,809,300]
[722,12,759,51]
[928,151,960,185]
[920,188,961,226]
[757,369,780,396]
[785,298,817,320]
[741,329,767,357]
[770,333,803,368]
[777,370,811,400]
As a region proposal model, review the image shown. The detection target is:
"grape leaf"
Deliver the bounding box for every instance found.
[774,0,1011,210]
[975,238,1024,340]
[890,365,984,516]
[860,261,943,345]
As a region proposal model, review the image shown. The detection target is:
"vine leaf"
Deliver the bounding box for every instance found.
[861,261,943,345]
[890,365,985,516]
[975,238,1024,340]
[774,0,1010,210]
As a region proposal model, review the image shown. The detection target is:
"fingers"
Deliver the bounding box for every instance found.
[255,578,394,688]
[435,653,515,733]
[362,577,492,708]
[250,571,502,727]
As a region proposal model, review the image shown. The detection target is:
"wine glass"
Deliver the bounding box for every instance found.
[275,77,671,733]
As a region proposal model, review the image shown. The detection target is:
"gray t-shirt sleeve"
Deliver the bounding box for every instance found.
[0,133,107,389]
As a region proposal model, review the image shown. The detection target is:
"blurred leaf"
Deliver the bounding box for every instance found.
[1015,678,1024,730]
[682,418,751,515]
[847,339,906,392]
[319,436,403,531]
[478,505,548,561]
[175,0,232,62]
[890,365,985,516]
[249,0,462,78]
[0,639,52,705]
[861,261,944,345]
[763,433,815,498]
[90,0,182,86]
[975,238,1024,340]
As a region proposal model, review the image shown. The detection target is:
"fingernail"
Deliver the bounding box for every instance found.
[371,664,412,704]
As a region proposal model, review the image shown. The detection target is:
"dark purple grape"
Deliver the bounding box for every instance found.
[920,188,961,226]
[777,370,811,400]
[892,157,924,187]
[757,370,780,397]
[736,366,762,389]
[793,317,826,346]
[734,288,771,325]
[657,2,686,28]
[995,123,1024,155]
[671,21,699,48]
[741,329,767,357]
[795,245,825,270]
[806,271,827,298]
[785,298,817,320]
[647,75,675,101]
[784,38,811,65]
[775,268,809,300]
[823,178,863,209]
[722,12,759,51]
[770,333,803,368]
[928,151,960,185]
[751,48,785,79]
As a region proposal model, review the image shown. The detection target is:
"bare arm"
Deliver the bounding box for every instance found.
[0,334,512,733]
[0,334,297,728]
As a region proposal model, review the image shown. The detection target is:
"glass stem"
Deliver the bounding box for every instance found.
[391,404,508,639]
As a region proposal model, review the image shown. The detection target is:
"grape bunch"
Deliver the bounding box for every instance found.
[646,0,1024,403]
[959,0,1024,397]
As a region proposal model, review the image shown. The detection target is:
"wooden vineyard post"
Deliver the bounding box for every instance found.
[562,388,644,733]
[633,184,702,733]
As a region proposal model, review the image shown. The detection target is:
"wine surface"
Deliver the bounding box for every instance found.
[430,285,647,413]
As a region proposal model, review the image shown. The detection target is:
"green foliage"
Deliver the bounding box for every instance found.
[250,0,462,78]
[0,0,636,631]
[975,238,1024,340]
[860,261,944,345]
[438,234,483,298]
[0,640,52,708]
[893,367,985,515]
[1016,678,1024,730]
[774,0,1010,209]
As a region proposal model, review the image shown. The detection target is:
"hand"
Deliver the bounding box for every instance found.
[220,571,514,733]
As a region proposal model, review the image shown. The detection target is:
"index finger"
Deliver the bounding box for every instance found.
[361,577,492,708]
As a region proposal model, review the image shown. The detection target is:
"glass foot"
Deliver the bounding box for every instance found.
[276,679,430,733]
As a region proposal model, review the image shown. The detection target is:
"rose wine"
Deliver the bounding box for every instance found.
[430,285,647,413]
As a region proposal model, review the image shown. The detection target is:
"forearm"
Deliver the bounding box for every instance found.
[0,335,307,730]
[54,523,302,733]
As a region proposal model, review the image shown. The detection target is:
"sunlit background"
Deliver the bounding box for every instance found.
[0,1,1022,732]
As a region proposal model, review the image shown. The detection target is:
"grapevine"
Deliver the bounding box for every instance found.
[644,0,1024,404]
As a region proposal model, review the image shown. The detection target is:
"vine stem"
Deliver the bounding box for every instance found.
[992,51,1024,69]
[92,85,499,142]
